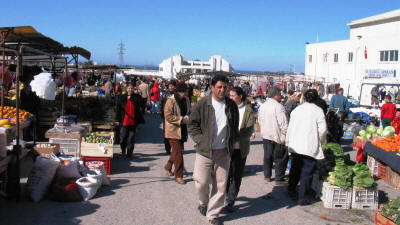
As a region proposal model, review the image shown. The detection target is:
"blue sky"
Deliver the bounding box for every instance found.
[2,1,400,72]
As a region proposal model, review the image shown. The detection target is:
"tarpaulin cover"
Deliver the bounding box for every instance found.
[364,142,400,173]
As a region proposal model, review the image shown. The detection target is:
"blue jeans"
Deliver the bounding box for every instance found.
[151,100,159,113]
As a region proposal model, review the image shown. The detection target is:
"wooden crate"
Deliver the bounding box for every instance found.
[375,212,396,225]
[386,167,400,189]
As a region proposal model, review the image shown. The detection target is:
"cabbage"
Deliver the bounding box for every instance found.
[366,125,377,134]
[366,133,372,140]
[384,126,395,134]
[382,126,395,137]
[377,127,384,136]
[359,130,366,137]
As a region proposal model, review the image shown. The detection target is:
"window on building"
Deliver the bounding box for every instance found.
[348,52,353,62]
[308,55,312,63]
[334,53,338,63]
[380,50,398,62]
[159,67,163,71]
[323,54,328,63]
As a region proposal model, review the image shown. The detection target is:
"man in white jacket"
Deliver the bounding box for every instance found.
[258,86,288,185]
[286,89,327,205]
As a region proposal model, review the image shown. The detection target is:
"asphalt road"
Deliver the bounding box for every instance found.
[0,113,398,225]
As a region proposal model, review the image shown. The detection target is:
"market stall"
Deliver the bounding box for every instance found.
[0,26,91,199]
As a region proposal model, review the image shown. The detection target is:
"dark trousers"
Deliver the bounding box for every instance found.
[288,153,317,204]
[263,139,288,181]
[141,97,148,114]
[226,149,247,206]
[162,120,171,154]
[165,139,184,178]
[120,125,137,156]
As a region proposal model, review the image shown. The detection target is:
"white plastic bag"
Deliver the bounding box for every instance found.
[55,159,82,180]
[76,176,101,201]
[80,164,110,186]
[26,154,60,202]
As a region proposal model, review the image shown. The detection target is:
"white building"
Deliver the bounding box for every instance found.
[159,54,234,79]
[305,9,400,100]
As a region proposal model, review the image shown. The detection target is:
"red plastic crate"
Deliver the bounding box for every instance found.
[378,162,387,181]
[81,156,111,175]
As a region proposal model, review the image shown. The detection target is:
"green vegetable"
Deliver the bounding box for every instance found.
[359,130,366,137]
[327,158,353,189]
[352,163,375,188]
[366,125,377,134]
[377,127,383,136]
[380,196,400,224]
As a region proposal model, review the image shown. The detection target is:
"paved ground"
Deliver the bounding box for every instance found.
[0,114,399,225]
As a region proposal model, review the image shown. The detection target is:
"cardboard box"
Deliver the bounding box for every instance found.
[34,143,60,155]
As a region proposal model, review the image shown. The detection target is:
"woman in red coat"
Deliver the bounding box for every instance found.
[149,81,160,114]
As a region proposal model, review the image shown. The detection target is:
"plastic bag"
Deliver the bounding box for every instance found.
[81,164,110,186]
[76,176,101,201]
[50,178,83,202]
[26,154,60,202]
[55,159,82,180]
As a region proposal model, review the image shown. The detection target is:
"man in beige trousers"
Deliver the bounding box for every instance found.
[188,75,239,225]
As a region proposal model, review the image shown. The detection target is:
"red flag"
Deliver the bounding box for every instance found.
[364,46,367,59]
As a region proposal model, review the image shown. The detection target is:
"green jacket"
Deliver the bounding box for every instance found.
[188,95,239,159]
[237,105,255,158]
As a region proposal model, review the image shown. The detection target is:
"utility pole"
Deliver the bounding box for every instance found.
[118,41,125,66]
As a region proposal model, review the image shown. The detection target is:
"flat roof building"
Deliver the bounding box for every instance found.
[305,9,400,98]
[159,54,234,79]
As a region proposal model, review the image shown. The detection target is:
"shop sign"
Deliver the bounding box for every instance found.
[364,69,396,78]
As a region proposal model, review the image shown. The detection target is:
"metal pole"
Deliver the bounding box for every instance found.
[1,31,8,118]
[62,57,67,125]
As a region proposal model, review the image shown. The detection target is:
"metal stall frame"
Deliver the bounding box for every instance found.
[0,26,90,200]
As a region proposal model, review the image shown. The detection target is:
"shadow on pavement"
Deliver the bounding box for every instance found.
[135,114,164,144]
[112,157,150,174]
[0,196,101,225]
[221,186,297,222]
[95,178,130,198]
[242,164,263,177]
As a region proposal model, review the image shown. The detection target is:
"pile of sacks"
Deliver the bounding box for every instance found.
[26,154,110,202]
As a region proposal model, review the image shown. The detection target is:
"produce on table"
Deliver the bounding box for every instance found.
[372,135,400,152]
[84,132,113,144]
[380,196,400,225]
[0,106,33,120]
[357,124,396,141]
[326,158,353,189]
[352,163,374,188]
[319,143,352,180]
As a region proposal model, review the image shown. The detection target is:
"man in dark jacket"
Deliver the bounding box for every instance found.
[115,83,145,159]
[188,75,239,225]
[159,80,176,154]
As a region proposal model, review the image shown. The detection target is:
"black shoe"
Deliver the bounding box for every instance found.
[126,154,134,159]
[198,205,207,216]
[209,218,223,225]
[222,204,234,213]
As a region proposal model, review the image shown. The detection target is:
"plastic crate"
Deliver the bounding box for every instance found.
[378,162,387,181]
[81,156,111,175]
[351,186,378,210]
[321,182,352,209]
[367,156,378,178]
[49,138,80,156]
